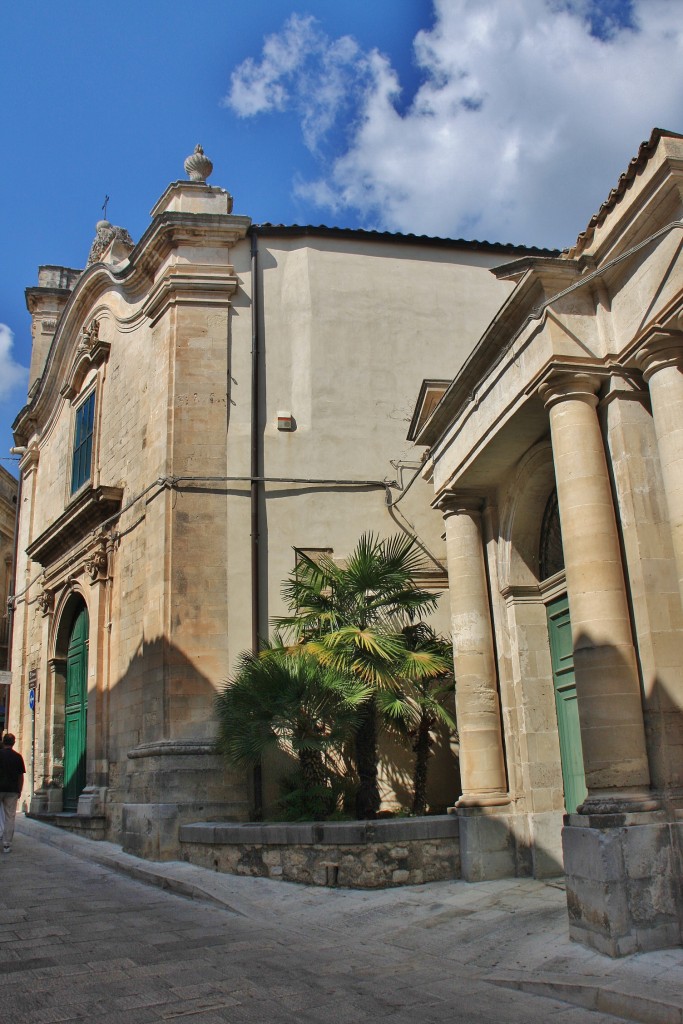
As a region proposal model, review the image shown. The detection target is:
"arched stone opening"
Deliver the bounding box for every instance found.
[495,442,571,875]
[49,591,89,804]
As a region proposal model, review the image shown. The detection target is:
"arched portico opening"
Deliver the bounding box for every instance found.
[495,441,585,873]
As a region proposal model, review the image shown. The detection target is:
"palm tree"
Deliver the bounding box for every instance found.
[400,624,455,816]
[276,533,446,819]
[215,643,370,817]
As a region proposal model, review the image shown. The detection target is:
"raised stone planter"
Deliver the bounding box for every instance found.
[179,815,460,888]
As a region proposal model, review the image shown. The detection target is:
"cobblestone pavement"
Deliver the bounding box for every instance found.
[0,819,680,1024]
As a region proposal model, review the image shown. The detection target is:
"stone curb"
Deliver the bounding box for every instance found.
[179,814,460,846]
[489,974,683,1024]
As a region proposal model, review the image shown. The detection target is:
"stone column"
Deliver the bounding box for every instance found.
[439,496,508,806]
[635,329,683,610]
[539,372,652,810]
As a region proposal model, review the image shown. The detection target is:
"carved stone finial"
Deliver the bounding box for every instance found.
[184,144,213,183]
[87,221,134,266]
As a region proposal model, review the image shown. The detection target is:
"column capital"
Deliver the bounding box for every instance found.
[433,492,484,520]
[633,327,683,382]
[538,370,603,411]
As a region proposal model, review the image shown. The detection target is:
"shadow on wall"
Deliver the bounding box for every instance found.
[380,723,460,815]
[99,635,249,828]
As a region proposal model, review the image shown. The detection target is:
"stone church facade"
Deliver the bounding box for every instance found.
[9,148,541,860]
[0,466,18,732]
[412,129,683,954]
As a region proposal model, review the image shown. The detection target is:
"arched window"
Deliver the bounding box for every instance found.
[539,489,564,581]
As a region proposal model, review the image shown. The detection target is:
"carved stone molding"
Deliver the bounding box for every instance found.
[537,370,603,410]
[78,317,100,353]
[633,327,683,382]
[433,492,485,520]
[85,545,109,583]
[60,318,111,402]
[37,589,54,616]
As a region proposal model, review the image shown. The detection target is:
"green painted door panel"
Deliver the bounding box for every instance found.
[64,605,88,811]
[546,594,587,815]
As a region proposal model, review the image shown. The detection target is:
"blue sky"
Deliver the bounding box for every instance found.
[1,0,682,475]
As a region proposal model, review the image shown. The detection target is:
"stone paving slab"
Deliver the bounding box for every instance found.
[2,816,681,1023]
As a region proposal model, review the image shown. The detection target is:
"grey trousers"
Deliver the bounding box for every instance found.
[0,793,19,845]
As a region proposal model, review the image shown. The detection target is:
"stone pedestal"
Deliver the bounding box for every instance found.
[121,740,249,860]
[563,810,683,955]
[77,785,106,817]
[457,807,529,881]
[30,786,63,815]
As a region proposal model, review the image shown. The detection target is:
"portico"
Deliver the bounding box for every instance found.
[412,129,683,953]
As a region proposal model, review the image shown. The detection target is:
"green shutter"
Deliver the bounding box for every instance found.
[546,594,587,815]
[71,392,95,494]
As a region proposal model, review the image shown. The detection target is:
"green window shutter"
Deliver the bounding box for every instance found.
[71,391,95,494]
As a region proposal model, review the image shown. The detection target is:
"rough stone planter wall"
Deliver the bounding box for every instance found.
[179,816,460,888]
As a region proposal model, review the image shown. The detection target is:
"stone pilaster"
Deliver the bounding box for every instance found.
[635,329,683,612]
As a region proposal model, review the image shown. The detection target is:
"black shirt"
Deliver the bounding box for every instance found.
[0,748,26,793]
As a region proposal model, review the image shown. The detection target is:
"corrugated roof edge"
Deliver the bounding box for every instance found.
[253,222,559,257]
[566,127,683,258]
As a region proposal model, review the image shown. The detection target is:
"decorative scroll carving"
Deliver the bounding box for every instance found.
[78,318,100,354]
[60,320,111,402]
[37,589,54,616]
[85,546,108,582]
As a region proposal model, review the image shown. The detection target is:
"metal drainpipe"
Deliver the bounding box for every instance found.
[249,226,263,818]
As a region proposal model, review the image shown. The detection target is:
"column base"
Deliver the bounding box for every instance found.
[30,787,63,815]
[578,789,661,815]
[121,740,250,860]
[563,810,683,956]
[455,791,510,808]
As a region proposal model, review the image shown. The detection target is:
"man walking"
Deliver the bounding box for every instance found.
[0,734,25,854]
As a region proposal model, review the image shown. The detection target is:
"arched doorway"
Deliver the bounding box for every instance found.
[540,490,586,814]
[63,600,88,810]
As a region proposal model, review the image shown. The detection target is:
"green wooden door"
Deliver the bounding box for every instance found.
[546,595,587,814]
[64,605,88,811]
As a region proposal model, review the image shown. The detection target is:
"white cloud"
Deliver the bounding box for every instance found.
[226,14,372,152]
[226,0,683,248]
[0,324,28,403]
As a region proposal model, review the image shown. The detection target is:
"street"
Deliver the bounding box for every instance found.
[0,818,678,1023]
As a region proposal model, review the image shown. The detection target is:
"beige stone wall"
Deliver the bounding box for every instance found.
[0,466,17,675]
[9,174,532,844]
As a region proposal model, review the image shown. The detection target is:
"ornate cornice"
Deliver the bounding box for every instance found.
[27,486,122,569]
[13,210,251,441]
[60,318,110,401]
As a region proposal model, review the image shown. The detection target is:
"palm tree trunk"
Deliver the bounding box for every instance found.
[298,747,328,792]
[355,698,380,819]
[411,712,433,816]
